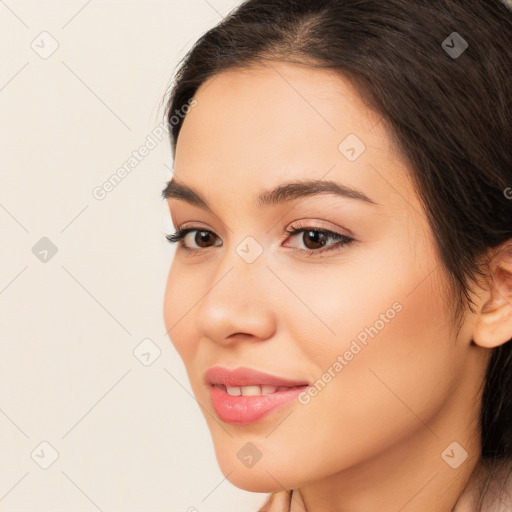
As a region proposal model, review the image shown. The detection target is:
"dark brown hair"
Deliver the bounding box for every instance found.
[161,0,512,464]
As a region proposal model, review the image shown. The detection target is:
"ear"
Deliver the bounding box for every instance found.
[473,240,512,349]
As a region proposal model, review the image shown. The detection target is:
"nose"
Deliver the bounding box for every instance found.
[194,249,277,346]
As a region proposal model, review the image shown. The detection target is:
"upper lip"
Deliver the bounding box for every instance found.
[205,366,309,388]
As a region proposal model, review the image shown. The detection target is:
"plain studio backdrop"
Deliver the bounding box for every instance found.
[0,1,267,511]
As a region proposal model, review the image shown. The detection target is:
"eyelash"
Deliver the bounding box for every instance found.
[165,222,354,257]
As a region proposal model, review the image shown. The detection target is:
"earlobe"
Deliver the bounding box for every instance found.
[472,242,512,349]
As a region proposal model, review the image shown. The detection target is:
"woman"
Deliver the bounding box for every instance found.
[160,1,512,510]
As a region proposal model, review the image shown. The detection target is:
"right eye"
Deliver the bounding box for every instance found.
[165,227,222,252]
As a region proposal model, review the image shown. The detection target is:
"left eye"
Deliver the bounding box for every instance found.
[284,226,354,254]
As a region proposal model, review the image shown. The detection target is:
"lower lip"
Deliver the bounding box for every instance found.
[209,385,307,425]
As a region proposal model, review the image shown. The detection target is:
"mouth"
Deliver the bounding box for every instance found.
[205,366,310,425]
[204,365,309,388]
[211,383,307,396]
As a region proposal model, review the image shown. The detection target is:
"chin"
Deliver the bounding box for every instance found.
[212,448,295,492]
[224,470,290,493]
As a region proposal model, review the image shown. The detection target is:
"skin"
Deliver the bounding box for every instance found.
[163,61,512,512]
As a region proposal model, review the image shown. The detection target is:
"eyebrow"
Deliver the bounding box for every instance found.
[161,177,378,211]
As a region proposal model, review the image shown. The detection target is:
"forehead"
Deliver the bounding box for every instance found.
[173,61,418,213]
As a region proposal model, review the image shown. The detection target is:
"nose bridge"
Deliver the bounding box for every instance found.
[194,236,276,342]
[212,231,269,293]
[210,235,270,308]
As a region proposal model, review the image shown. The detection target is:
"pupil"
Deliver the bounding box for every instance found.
[305,230,326,249]
[196,231,213,247]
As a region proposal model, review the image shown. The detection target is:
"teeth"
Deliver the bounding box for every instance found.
[241,385,261,396]
[223,385,280,396]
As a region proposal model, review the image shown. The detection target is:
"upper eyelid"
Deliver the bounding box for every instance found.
[175,224,345,236]
[175,218,349,232]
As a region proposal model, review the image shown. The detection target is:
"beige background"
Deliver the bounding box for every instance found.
[0,1,267,511]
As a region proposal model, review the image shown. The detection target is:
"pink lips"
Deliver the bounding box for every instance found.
[205,366,309,425]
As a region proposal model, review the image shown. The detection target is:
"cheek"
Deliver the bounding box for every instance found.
[163,261,200,362]
[265,241,458,459]
[288,217,451,370]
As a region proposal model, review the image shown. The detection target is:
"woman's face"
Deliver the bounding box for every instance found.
[163,62,481,492]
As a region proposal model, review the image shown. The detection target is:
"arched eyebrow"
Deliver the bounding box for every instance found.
[162,178,379,211]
